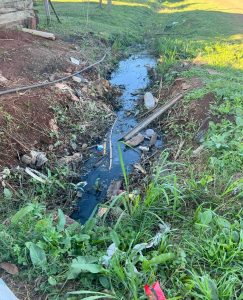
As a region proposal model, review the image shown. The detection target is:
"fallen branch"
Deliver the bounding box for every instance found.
[22,28,56,40]
[122,93,184,141]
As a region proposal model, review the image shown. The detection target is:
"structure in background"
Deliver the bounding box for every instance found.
[0,0,37,29]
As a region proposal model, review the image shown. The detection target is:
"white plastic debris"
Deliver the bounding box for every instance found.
[132,223,170,254]
[25,167,48,184]
[144,92,156,109]
[70,57,80,65]
[102,243,117,267]
[139,146,150,152]
[72,75,82,83]
[145,128,155,137]
[0,279,18,300]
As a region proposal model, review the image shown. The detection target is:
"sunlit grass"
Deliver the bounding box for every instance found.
[159,0,243,14]
[194,42,243,70]
[36,0,154,40]
[52,0,150,8]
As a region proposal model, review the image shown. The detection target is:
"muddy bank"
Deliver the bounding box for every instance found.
[0,30,114,169]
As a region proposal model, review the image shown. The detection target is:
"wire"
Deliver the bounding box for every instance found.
[0,52,107,97]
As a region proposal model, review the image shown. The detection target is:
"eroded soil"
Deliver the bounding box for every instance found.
[0,30,114,169]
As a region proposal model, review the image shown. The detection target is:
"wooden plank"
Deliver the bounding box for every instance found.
[122,94,184,141]
[0,11,33,26]
[0,0,32,9]
[0,8,17,14]
[0,0,28,4]
[22,28,56,40]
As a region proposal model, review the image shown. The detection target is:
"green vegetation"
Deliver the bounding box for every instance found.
[1,153,242,298]
[35,0,157,48]
[1,0,243,299]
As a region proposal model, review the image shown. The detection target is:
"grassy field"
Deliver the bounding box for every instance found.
[0,0,242,299]
[36,0,156,45]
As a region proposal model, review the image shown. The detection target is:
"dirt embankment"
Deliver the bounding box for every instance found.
[0,30,115,169]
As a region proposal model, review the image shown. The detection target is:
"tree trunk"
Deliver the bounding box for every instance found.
[99,0,102,8]
[107,0,112,8]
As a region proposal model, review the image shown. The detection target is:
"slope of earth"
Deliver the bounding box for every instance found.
[0,30,114,168]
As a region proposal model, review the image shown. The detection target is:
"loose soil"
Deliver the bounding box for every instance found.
[0,30,114,169]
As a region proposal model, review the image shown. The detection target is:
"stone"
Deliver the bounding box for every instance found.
[59,153,83,166]
[29,150,48,167]
[36,152,48,167]
[21,154,32,165]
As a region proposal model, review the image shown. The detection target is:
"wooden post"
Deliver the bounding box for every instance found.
[44,0,51,25]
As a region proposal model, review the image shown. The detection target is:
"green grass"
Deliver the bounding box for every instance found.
[0,0,243,299]
[152,0,243,183]
[35,0,156,46]
[0,153,242,298]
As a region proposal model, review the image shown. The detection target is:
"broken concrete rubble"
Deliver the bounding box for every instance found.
[58,153,83,172]
[21,151,48,167]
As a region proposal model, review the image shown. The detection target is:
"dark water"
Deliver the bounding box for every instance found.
[71,54,157,223]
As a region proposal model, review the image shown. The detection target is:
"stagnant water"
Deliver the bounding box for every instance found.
[71,54,158,223]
